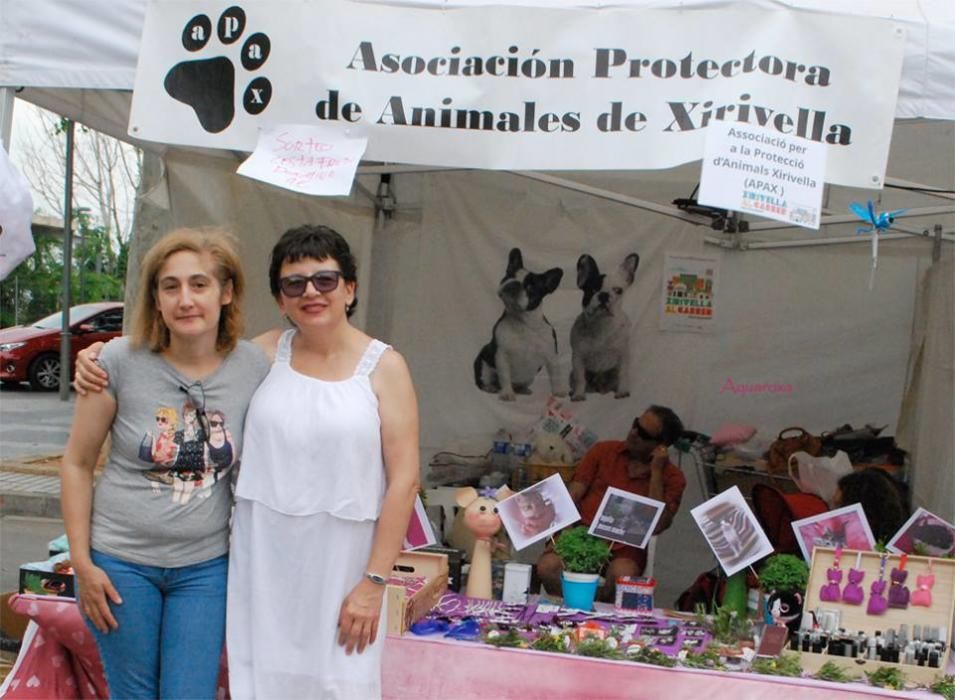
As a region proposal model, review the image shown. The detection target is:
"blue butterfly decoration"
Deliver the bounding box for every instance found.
[849,200,906,234]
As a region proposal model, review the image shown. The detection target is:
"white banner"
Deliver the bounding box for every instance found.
[130,0,906,187]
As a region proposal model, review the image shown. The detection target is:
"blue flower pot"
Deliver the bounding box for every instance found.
[561,571,600,611]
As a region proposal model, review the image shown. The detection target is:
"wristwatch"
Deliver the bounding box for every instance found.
[365,571,387,586]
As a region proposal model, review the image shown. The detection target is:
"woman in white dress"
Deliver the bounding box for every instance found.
[226,225,420,699]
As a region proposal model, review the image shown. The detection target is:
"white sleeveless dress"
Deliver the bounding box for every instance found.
[227,330,390,700]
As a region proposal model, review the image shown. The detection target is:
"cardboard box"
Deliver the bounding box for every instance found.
[797,547,954,684]
[387,551,448,636]
[418,545,464,592]
[0,591,30,642]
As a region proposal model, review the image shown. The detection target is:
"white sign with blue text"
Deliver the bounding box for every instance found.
[698,121,827,229]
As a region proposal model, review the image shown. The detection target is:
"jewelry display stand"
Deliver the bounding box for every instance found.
[797,547,954,684]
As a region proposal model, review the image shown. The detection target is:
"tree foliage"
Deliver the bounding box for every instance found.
[2,103,138,327]
[0,212,126,327]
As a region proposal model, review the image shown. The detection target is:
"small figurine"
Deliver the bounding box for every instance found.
[767,589,804,636]
[455,485,514,599]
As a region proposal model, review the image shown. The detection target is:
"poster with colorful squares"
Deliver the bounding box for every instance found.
[659,253,719,333]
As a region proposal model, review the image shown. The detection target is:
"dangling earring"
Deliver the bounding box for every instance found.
[888,553,910,609]
[911,559,934,608]
[867,554,888,615]
[819,546,843,602]
[842,551,865,605]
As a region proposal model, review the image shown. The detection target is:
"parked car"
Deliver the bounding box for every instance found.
[0,302,124,391]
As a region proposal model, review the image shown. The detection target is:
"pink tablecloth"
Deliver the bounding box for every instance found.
[2,595,945,700]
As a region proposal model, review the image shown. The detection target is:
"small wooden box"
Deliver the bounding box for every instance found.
[798,547,954,684]
[386,551,448,636]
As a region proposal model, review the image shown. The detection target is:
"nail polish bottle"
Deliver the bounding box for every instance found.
[913,624,922,641]
[929,651,940,668]
[867,636,877,660]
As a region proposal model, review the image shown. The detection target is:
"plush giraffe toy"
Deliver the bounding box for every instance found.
[455,485,514,599]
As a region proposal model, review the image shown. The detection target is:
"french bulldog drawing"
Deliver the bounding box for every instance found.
[569,253,639,401]
[474,248,566,401]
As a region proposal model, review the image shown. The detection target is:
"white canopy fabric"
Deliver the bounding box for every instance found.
[1,0,952,522]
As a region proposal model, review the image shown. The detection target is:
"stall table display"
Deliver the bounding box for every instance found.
[3,591,952,699]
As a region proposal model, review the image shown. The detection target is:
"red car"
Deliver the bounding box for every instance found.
[0,302,124,391]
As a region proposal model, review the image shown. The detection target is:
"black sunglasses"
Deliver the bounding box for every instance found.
[632,421,662,443]
[279,271,343,297]
[179,381,211,446]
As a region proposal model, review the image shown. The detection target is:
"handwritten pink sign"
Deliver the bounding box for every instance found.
[238,123,366,196]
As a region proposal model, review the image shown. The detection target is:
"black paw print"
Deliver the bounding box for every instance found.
[164,6,272,134]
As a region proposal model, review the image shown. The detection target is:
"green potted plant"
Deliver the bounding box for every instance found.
[554,526,611,611]
[759,554,809,634]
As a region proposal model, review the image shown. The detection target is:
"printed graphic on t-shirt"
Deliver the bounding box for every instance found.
[137,399,236,504]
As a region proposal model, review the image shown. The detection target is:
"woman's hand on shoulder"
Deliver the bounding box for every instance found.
[252,329,283,362]
[73,341,110,395]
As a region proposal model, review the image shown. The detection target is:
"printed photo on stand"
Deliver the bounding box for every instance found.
[498,473,580,551]
[690,486,773,576]
[790,503,876,562]
[402,494,438,551]
[588,487,664,550]
[886,507,955,557]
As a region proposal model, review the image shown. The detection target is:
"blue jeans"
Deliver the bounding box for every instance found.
[88,550,228,700]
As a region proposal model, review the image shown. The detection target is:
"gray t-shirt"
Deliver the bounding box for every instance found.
[91,337,270,567]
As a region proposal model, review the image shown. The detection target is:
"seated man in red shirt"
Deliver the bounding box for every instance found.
[536,405,687,602]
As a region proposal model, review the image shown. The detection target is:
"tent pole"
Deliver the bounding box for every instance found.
[59,119,75,401]
[0,88,14,150]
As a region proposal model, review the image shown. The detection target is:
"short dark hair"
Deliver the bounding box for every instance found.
[647,405,684,446]
[836,468,909,543]
[268,224,359,317]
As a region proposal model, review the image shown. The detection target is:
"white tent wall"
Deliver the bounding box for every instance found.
[362,167,944,452]
[897,253,955,523]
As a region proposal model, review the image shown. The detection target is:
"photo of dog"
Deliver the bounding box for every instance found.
[514,489,558,538]
[474,248,566,401]
[569,253,639,401]
[588,487,664,550]
[691,486,773,577]
[498,474,581,551]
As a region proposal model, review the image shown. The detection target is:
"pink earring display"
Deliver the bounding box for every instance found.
[867,554,889,615]
[911,560,935,607]
[842,551,865,605]
[819,547,843,602]
[888,553,910,609]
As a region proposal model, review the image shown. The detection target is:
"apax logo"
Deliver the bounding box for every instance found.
[164,6,272,133]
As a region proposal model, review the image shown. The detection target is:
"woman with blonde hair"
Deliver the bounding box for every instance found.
[61,228,270,699]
